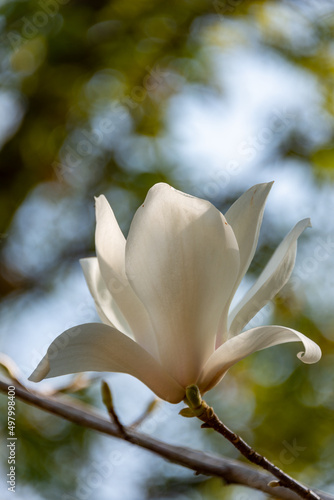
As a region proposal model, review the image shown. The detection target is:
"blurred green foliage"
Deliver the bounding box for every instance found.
[0,0,334,499]
[0,382,96,499]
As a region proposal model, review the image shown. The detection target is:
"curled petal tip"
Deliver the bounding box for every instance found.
[297,344,322,364]
[198,325,322,393]
[299,217,312,229]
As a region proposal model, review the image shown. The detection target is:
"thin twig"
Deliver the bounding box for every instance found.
[101,380,127,438]
[183,385,322,500]
[130,398,159,429]
[0,378,332,500]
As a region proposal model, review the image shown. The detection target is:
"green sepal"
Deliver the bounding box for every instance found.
[185,385,202,409]
[179,407,196,418]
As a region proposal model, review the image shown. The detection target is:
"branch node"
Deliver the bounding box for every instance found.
[268,480,282,488]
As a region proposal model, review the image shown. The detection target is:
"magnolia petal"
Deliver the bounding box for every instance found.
[216,182,273,346]
[125,183,240,387]
[198,325,321,394]
[80,257,131,335]
[94,195,157,356]
[225,182,273,290]
[28,323,185,403]
[228,218,311,336]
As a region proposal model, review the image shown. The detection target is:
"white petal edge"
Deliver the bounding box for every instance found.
[125,183,240,387]
[28,323,185,404]
[95,195,157,356]
[228,218,311,336]
[216,182,273,346]
[198,325,322,394]
[225,182,273,290]
[80,257,132,335]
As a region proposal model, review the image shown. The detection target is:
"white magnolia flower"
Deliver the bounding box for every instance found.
[29,183,321,403]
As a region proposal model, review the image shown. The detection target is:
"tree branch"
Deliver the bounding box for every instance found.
[183,385,324,500]
[0,378,332,500]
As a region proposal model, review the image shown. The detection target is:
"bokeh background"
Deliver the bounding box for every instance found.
[0,0,334,499]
